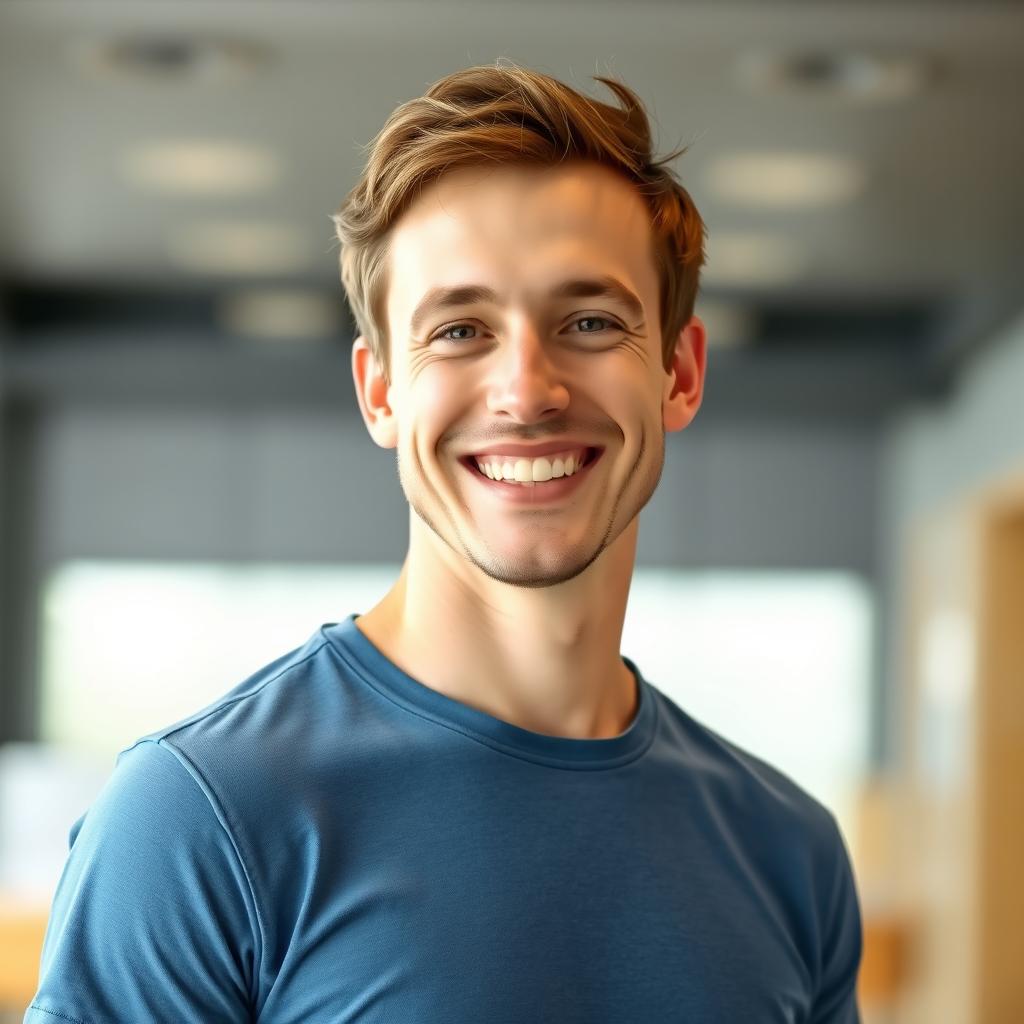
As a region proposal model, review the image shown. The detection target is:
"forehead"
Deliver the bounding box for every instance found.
[386,161,657,328]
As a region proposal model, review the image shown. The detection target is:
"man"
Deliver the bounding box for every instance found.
[27,63,862,1022]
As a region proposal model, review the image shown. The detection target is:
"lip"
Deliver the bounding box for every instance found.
[459,447,603,506]
[464,440,603,458]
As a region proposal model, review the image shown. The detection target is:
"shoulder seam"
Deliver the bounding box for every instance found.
[141,738,268,1011]
[121,639,331,753]
[815,810,858,998]
[27,1006,89,1024]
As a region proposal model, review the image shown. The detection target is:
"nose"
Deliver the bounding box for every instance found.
[485,321,570,422]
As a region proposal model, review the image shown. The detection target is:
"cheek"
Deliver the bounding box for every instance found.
[402,383,460,461]
[408,359,471,407]
[416,373,455,411]
[411,367,484,451]
[589,367,651,419]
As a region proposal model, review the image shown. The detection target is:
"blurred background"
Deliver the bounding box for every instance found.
[0,1,1022,1021]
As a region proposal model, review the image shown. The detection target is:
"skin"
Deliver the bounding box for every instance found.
[351,160,707,739]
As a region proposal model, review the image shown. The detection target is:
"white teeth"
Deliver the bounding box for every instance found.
[530,458,553,482]
[473,448,589,484]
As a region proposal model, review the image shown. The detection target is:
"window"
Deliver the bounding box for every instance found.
[39,561,871,837]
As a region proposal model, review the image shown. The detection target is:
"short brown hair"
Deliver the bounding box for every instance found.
[331,60,705,385]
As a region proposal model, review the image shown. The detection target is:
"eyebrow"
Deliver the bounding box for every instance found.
[408,275,646,338]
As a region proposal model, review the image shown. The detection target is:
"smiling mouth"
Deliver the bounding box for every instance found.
[455,447,605,508]
[458,446,603,482]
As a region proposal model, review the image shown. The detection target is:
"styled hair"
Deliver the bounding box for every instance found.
[331,60,706,385]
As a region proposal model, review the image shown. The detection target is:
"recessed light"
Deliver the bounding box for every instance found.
[121,141,281,195]
[167,222,311,275]
[71,34,269,84]
[217,288,342,341]
[701,232,806,287]
[736,50,935,103]
[706,153,865,208]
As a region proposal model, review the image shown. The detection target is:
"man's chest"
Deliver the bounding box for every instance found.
[252,783,816,1023]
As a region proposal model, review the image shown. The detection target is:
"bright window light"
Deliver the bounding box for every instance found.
[39,562,871,838]
[622,569,871,834]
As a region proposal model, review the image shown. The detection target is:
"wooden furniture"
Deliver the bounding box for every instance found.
[0,902,48,1012]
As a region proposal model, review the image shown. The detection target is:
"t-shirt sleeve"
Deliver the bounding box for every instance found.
[809,812,864,1024]
[24,738,260,1024]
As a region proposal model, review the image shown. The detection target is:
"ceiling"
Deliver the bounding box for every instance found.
[0,0,1022,412]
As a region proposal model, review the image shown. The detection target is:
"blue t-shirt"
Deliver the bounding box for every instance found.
[26,613,862,1023]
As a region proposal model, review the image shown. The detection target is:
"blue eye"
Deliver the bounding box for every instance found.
[570,316,622,334]
[430,315,624,343]
[434,323,478,342]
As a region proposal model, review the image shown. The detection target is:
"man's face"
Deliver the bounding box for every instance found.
[358,160,702,590]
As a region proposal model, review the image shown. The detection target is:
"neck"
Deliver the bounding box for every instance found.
[355,516,640,739]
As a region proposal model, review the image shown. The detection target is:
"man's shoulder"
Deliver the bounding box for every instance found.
[649,686,862,990]
[651,685,845,857]
[129,626,337,755]
[110,625,358,825]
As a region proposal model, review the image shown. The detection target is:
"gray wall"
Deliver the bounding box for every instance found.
[0,395,884,757]
[31,405,880,574]
[8,401,883,754]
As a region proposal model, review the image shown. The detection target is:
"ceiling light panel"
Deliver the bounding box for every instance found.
[217,288,342,341]
[706,153,866,208]
[121,141,281,195]
[693,300,757,349]
[167,222,311,275]
[702,232,806,287]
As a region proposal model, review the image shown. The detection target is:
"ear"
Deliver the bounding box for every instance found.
[351,336,398,450]
[662,315,707,433]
